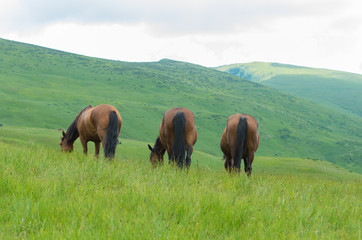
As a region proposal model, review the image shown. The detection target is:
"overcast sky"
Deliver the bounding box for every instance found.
[1,0,361,74]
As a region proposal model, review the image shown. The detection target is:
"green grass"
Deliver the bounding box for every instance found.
[1,38,362,173]
[1,134,361,239]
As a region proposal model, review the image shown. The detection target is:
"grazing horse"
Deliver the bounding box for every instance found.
[59,104,122,158]
[220,114,260,176]
[148,107,197,169]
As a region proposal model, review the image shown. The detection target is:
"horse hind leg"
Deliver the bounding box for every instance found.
[185,145,193,169]
[177,154,184,169]
[99,130,109,158]
[244,155,253,176]
[233,155,242,173]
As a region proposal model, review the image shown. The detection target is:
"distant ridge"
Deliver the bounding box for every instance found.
[217,62,362,117]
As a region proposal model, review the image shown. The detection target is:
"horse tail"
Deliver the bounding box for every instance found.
[234,117,248,170]
[104,111,119,158]
[172,112,186,167]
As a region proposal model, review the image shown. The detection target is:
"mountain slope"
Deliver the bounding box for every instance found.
[217,62,362,117]
[1,38,362,173]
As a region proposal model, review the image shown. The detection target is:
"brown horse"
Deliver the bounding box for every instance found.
[59,104,122,158]
[148,107,197,169]
[220,113,260,176]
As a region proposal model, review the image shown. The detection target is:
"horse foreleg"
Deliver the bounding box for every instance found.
[95,142,100,157]
[80,137,88,155]
[223,154,232,172]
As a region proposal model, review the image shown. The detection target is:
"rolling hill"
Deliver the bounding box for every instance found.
[217,62,362,117]
[1,38,362,173]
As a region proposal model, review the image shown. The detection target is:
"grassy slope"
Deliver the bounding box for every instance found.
[1,38,362,173]
[1,128,361,239]
[217,62,362,117]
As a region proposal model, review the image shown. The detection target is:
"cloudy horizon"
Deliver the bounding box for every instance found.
[1,0,361,74]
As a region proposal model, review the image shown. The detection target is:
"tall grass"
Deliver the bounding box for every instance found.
[1,142,360,239]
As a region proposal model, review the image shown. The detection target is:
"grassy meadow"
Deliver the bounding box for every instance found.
[1,126,361,239]
[0,38,361,239]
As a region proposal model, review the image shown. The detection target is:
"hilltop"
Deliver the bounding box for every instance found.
[217,62,362,117]
[0,38,362,173]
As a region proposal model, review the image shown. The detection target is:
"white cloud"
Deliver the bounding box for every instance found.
[1,0,362,74]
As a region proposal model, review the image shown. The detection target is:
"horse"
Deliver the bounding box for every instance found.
[220,113,260,176]
[148,107,197,169]
[58,104,122,158]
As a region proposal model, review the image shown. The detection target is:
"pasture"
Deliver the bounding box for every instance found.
[0,38,361,239]
[1,126,361,239]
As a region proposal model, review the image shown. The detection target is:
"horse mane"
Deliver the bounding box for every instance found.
[65,105,92,141]
[152,136,164,154]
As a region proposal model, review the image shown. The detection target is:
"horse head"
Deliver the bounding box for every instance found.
[58,128,74,152]
[148,142,165,165]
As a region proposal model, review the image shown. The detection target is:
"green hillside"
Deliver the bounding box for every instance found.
[1,38,362,173]
[217,62,362,117]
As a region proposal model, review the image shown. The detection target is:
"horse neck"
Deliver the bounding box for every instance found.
[65,105,91,143]
[64,119,80,144]
[67,130,79,145]
[154,137,165,153]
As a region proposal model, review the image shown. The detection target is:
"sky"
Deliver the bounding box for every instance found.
[1,0,362,74]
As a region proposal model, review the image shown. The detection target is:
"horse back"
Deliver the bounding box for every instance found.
[91,105,122,129]
[78,104,122,141]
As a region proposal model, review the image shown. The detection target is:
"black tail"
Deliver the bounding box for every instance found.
[234,117,248,170]
[172,112,186,168]
[104,111,119,158]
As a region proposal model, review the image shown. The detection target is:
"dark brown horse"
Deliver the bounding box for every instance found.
[220,113,260,176]
[59,104,122,158]
[148,107,197,169]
